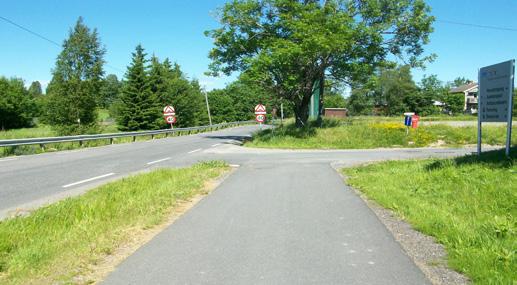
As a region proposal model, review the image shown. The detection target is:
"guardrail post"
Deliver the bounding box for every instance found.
[132,136,136,142]
[40,144,45,151]
[151,134,154,140]
[79,140,83,147]
[110,138,114,145]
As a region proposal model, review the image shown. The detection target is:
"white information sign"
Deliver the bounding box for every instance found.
[477,60,515,157]
[479,61,514,122]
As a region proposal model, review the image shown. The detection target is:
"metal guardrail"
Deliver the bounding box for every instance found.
[0,121,255,148]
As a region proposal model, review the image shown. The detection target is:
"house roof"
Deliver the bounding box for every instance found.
[449,82,478,93]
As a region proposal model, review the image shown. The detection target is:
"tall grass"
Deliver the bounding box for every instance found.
[0,125,56,140]
[342,149,516,284]
[0,161,229,284]
[247,118,516,149]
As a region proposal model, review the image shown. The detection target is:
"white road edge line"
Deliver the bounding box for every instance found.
[0,158,18,162]
[211,143,221,147]
[62,173,115,188]
[229,164,240,168]
[188,148,202,154]
[146,157,171,165]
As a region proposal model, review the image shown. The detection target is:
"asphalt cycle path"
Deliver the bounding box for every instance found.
[104,160,431,284]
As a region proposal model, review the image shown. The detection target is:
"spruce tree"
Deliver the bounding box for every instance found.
[148,56,170,127]
[162,61,207,128]
[149,56,168,103]
[44,17,105,134]
[117,45,158,130]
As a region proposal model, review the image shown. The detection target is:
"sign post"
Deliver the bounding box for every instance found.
[280,103,284,125]
[163,105,176,129]
[255,104,267,128]
[403,112,415,136]
[478,60,515,157]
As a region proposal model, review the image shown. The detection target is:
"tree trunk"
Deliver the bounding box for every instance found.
[294,94,311,128]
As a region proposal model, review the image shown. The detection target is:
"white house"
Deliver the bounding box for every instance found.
[449,82,478,114]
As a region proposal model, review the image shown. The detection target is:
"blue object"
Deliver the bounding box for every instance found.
[404,116,412,126]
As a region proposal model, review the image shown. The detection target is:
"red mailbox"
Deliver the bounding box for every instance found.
[411,115,420,129]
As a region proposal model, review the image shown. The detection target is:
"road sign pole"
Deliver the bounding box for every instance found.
[506,60,515,157]
[280,103,284,125]
[477,68,482,155]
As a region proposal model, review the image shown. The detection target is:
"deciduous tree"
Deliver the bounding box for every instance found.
[206,0,434,127]
[28,81,43,97]
[44,17,105,134]
[0,77,34,130]
[98,74,121,108]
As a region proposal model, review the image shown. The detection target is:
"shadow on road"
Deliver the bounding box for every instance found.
[202,135,253,144]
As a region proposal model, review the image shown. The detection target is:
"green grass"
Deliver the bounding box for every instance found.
[247,118,516,149]
[342,149,516,284]
[0,161,229,285]
[97,108,111,122]
[0,125,56,140]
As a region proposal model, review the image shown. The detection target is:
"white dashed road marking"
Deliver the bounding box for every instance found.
[146,157,171,165]
[62,173,115,188]
[188,149,202,154]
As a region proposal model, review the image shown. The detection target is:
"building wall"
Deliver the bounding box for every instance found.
[324,108,348,118]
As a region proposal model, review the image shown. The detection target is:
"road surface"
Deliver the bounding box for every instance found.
[1,125,478,284]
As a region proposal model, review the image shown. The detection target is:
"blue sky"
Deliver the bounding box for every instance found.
[0,0,516,93]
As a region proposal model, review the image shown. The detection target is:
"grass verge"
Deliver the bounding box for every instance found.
[0,161,229,285]
[246,118,516,149]
[342,149,516,284]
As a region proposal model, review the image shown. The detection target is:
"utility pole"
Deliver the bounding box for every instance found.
[204,92,212,126]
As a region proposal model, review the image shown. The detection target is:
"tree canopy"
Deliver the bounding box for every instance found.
[0,77,35,130]
[28,81,43,97]
[44,17,105,134]
[206,0,434,126]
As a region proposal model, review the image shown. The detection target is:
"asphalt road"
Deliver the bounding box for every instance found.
[1,125,480,284]
[0,126,255,218]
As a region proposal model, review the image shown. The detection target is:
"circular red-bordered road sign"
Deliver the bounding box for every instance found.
[165,116,176,124]
[255,114,266,123]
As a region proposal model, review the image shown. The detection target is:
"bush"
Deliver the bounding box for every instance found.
[0,77,35,130]
[444,93,465,115]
